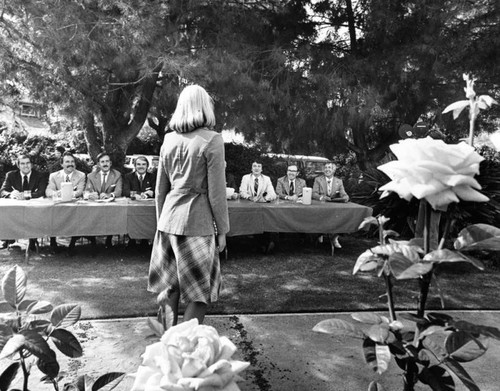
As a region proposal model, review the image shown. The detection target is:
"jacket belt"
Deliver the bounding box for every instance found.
[170,187,207,195]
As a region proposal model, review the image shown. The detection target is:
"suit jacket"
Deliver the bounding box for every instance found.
[0,169,48,198]
[312,175,349,201]
[156,127,229,236]
[46,169,86,198]
[239,173,277,200]
[226,172,237,189]
[86,168,123,197]
[276,176,307,199]
[123,171,156,197]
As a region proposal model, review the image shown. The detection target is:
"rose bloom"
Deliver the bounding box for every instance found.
[130,319,250,391]
[378,137,488,211]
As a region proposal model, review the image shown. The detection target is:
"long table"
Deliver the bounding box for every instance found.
[0,198,373,240]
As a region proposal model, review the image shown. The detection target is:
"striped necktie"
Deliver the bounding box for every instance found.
[101,173,107,193]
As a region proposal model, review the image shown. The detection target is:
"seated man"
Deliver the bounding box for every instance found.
[123,155,155,248]
[123,155,155,199]
[0,154,48,251]
[312,162,349,249]
[239,161,276,202]
[46,152,87,249]
[276,164,306,201]
[239,161,277,253]
[85,152,123,249]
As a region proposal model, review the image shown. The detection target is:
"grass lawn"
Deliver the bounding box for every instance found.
[0,234,498,319]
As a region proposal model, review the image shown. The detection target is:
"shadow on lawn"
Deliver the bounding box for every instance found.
[1,234,499,319]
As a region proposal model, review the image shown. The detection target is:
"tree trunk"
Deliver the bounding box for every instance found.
[82,112,101,164]
[148,116,170,143]
[345,0,357,54]
[84,63,163,171]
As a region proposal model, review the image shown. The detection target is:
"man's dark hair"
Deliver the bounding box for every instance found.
[61,151,76,162]
[96,152,111,163]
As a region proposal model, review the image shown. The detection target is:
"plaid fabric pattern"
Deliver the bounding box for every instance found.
[148,231,221,304]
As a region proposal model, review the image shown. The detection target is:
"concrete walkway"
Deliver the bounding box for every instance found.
[4,311,499,391]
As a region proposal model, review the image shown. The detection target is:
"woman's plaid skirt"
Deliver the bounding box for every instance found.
[148,231,221,304]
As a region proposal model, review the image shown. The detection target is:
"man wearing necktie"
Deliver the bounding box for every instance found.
[238,161,277,253]
[123,156,156,248]
[0,154,48,250]
[46,152,86,199]
[312,162,350,250]
[1,154,48,200]
[46,152,87,250]
[86,152,123,200]
[276,164,306,201]
[123,155,156,200]
[239,161,277,202]
[85,152,123,249]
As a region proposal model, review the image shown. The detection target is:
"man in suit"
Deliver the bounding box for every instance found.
[123,155,155,248]
[46,152,87,250]
[46,152,86,199]
[239,161,277,253]
[276,164,306,201]
[239,161,276,202]
[123,155,155,199]
[86,152,123,248]
[0,154,48,250]
[312,162,349,203]
[312,162,350,249]
[86,152,123,200]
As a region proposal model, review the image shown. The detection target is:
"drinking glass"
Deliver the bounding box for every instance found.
[23,190,32,200]
[83,190,90,200]
[130,191,137,199]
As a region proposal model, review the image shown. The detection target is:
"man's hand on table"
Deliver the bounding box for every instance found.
[10,190,22,200]
[285,194,299,202]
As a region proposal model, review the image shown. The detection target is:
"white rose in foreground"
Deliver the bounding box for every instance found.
[130,319,250,391]
[378,137,488,211]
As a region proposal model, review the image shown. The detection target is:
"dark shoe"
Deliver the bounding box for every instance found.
[50,237,58,248]
[1,240,15,249]
[265,241,275,254]
[67,237,78,256]
[28,239,38,252]
[105,236,113,249]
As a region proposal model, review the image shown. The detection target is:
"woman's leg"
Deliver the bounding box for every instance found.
[184,301,208,324]
[157,287,180,327]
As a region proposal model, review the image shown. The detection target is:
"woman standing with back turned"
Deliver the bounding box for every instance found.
[148,85,229,325]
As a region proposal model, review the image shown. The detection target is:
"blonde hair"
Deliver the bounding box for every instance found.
[169,85,216,133]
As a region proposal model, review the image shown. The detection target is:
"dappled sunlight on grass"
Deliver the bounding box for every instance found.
[1,234,499,318]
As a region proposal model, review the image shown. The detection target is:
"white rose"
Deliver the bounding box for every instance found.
[378,137,489,211]
[131,319,250,391]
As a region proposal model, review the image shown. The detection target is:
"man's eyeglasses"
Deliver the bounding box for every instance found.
[287,170,297,173]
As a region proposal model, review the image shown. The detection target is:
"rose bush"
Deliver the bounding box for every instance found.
[130,319,250,391]
[378,136,488,211]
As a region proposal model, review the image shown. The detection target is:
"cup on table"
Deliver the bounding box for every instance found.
[130,191,137,199]
[83,190,90,200]
[23,190,32,200]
